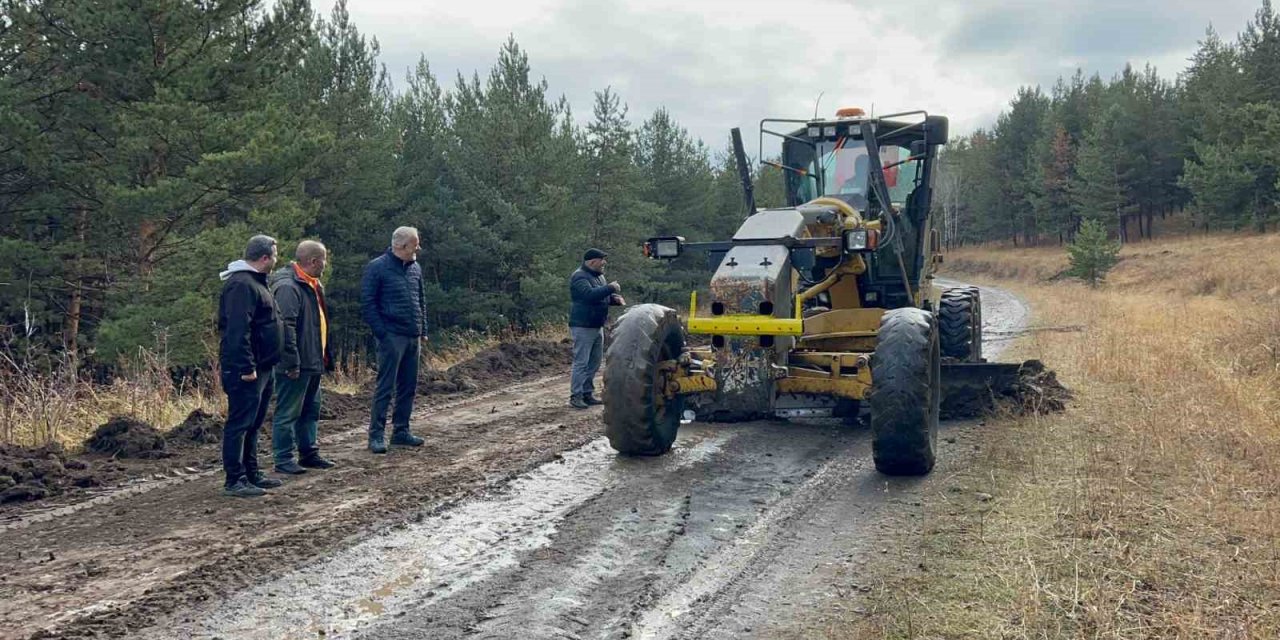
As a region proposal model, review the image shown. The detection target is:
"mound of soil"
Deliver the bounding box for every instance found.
[420,368,482,394]
[319,390,366,420]
[1003,359,1072,414]
[941,359,1072,420]
[87,416,169,459]
[167,409,222,445]
[0,443,112,503]
[420,339,572,395]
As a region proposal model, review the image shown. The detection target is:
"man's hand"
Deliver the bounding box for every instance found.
[240,371,258,382]
[609,281,621,293]
[287,368,300,380]
[612,294,626,306]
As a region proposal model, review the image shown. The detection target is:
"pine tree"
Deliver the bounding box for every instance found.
[1180,3,1280,233]
[1072,105,1134,239]
[443,37,580,328]
[576,88,661,302]
[1240,0,1280,102]
[1182,26,1246,145]
[635,108,713,235]
[992,87,1050,244]
[1066,219,1120,287]
[1029,126,1077,242]
[1182,102,1280,232]
[2,0,322,365]
[633,108,718,304]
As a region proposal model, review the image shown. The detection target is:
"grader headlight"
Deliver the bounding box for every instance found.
[643,236,685,260]
[842,228,878,252]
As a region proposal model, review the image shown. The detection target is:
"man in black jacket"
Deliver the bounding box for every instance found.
[568,248,624,409]
[361,226,429,454]
[218,235,285,498]
[269,240,337,475]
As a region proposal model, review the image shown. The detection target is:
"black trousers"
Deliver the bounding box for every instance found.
[370,334,420,439]
[222,368,274,486]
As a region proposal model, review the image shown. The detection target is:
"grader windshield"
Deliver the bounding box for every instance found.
[796,140,920,207]
[768,111,942,215]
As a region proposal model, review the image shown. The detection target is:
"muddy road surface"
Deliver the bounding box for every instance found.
[2,283,1027,639]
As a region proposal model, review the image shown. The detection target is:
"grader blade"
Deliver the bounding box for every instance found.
[940,361,1025,418]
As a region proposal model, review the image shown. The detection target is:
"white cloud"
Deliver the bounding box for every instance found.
[331,0,1264,155]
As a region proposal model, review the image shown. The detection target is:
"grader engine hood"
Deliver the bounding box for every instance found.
[691,208,809,419]
[708,209,805,314]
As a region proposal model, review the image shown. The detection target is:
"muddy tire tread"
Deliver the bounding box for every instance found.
[869,307,939,475]
[939,287,981,362]
[603,304,685,456]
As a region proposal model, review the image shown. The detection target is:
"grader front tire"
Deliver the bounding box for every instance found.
[603,304,686,456]
[869,308,941,476]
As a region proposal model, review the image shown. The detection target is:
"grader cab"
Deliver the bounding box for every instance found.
[603,108,1020,475]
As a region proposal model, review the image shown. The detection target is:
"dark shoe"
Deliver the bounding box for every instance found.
[369,438,388,454]
[391,431,424,447]
[583,393,604,406]
[223,479,266,498]
[569,395,589,409]
[299,456,336,470]
[274,461,308,475]
[249,473,284,489]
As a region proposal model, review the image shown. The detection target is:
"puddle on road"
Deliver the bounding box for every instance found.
[983,290,1031,353]
[153,427,734,640]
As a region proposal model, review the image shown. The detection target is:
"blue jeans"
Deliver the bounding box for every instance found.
[272,371,322,465]
[370,334,420,440]
[221,368,273,487]
[570,326,603,396]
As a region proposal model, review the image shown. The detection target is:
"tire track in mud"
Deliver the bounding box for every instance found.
[629,441,872,639]
[2,374,601,639]
[361,281,1028,640]
[353,422,861,640]
[628,281,1030,639]
[152,433,737,639]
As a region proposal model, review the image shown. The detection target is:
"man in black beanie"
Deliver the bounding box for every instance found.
[567,248,624,409]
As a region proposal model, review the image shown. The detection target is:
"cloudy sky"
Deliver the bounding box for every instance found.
[327,0,1263,157]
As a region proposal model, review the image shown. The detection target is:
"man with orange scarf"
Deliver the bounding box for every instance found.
[269,240,337,474]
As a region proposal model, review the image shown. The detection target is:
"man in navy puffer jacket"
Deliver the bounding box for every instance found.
[361,226,429,454]
[568,248,624,409]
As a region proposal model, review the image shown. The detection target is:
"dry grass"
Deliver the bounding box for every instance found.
[0,350,92,447]
[849,232,1280,638]
[945,243,1073,282]
[323,363,373,397]
[947,232,1280,304]
[0,322,572,451]
[0,344,217,450]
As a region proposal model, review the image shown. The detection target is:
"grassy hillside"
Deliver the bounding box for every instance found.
[854,232,1280,638]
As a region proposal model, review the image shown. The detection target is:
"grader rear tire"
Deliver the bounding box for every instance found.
[869,308,941,476]
[603,304,686,456]
[939,286,982,362]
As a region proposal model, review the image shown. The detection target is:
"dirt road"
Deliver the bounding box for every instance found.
[1,283,1027,639]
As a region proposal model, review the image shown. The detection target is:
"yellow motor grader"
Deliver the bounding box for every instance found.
[603,108,1020,475]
